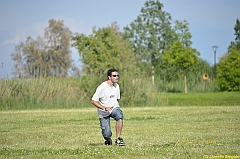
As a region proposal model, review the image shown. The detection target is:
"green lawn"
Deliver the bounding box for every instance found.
[0,106,240,158]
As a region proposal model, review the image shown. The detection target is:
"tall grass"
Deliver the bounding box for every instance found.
[156,73,218,93]
[0,77,239,110]
[0,77,90,110]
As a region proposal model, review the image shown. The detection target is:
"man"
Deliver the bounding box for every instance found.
[91,68,125,146]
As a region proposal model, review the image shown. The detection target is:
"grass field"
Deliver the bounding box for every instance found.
[0,106,239,159]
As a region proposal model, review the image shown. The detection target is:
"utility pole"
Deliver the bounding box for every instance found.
[212,46,218,79]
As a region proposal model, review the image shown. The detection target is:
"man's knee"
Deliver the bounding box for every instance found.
[117,118,123,122]
[111,108,123,121]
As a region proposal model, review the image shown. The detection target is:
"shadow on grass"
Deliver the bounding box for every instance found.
[89,143,104,146]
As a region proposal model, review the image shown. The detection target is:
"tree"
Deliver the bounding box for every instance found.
[11,19,74,78]
[72,22,137,79]
[217,46,240,91]
[163,20,200,93]
[72,22,149,106]
[123,0,175,84]
[218,18,240,91]
[11,36,48,78]
[44,19,73,77]
[229,18,240,50]
[174,20,192,47]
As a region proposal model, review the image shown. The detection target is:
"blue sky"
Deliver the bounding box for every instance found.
[0,0,240,78]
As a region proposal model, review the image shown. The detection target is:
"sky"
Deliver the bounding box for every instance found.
[0,0,240,78]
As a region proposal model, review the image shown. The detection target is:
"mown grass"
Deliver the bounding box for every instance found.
[1,106,239,158]
[163,92,240,106]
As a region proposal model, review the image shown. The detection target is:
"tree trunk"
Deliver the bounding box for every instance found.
[184,69,187,94]
[152,65,154,84]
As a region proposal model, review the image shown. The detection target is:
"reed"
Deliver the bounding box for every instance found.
[0,77,239,110]
[0,77,90,110]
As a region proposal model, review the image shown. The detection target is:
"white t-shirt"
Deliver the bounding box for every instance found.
[92,81,120,118]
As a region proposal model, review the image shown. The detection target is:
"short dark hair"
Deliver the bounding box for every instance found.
[107,68,118,78]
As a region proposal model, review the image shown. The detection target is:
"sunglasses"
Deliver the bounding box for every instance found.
[112,75,119,77]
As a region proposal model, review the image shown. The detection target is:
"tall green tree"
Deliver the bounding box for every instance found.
[229,18,240,50]
[72,22,150,106]
[163,20,200,93]
[123,0,175,84]
[174,20,192,47]
[218,18,240,91]
[216,47,240,91]
[11,19,74,78]
[72,22,136,79]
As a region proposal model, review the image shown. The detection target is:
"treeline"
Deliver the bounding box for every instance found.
[1,0,239,109]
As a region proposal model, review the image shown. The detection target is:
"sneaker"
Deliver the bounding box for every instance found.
[105,139,112,145]
[115,137,125,146]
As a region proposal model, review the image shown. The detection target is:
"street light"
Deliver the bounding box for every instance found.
[212,46,218,79]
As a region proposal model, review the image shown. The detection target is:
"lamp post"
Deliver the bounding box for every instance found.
[212,46,218,79]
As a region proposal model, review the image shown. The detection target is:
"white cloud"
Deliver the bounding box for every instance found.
[1,17,85,46]
[1,21,47,46]
[1,36,21,45]
[1,27,29,46]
